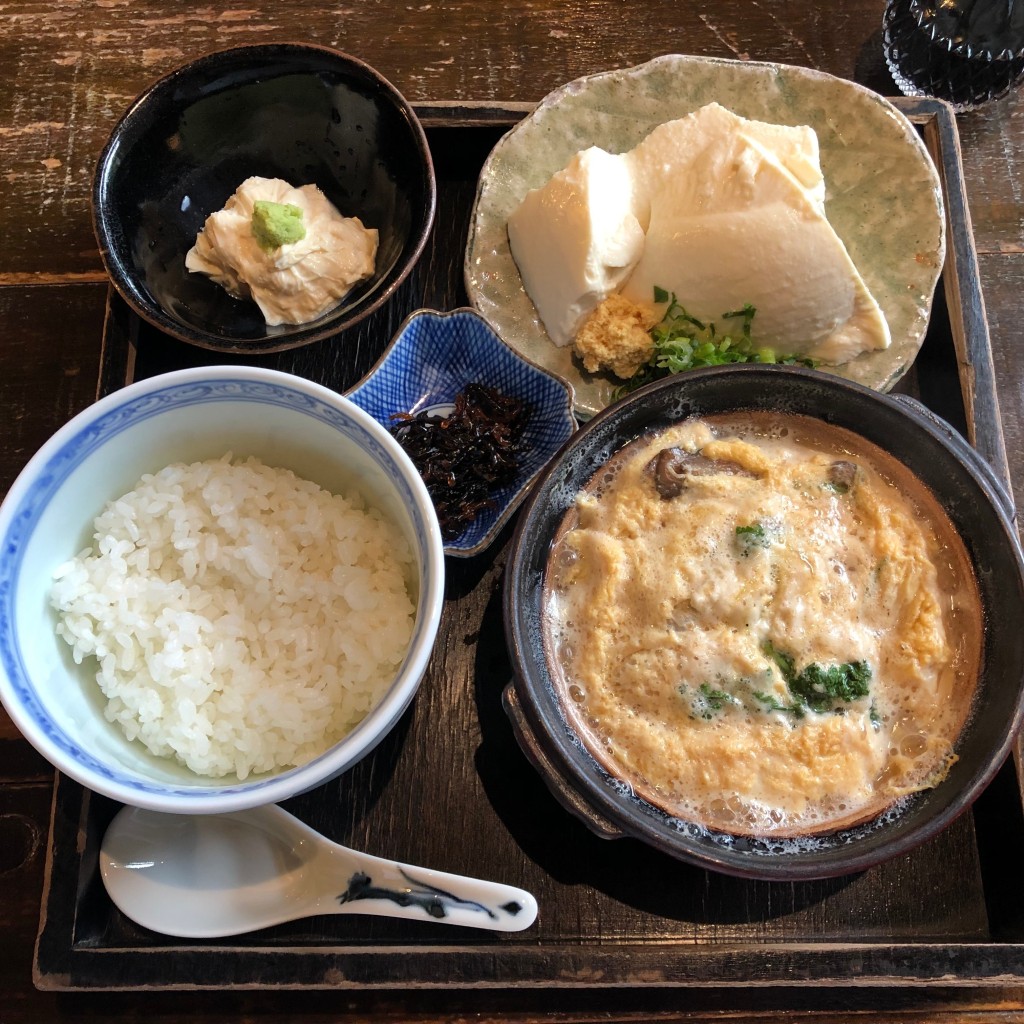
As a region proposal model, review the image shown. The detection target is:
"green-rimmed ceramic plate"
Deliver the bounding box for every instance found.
[464,54,945,418]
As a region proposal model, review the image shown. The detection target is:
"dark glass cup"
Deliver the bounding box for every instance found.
[883,0,1024,111]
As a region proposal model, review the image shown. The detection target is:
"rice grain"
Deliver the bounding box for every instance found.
[50,455,417,779]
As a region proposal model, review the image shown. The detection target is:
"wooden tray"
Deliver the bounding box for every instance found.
[34,98,1024,992]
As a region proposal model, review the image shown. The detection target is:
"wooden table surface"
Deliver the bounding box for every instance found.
[3,2,1024,1020]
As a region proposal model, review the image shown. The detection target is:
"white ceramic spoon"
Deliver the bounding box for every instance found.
[100,804,538,938]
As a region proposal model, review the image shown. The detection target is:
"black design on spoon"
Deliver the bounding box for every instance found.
[338,869,520,921]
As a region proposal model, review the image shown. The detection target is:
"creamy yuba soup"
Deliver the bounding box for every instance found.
[543,413,982,836]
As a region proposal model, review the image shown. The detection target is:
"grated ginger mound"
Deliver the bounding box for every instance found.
[573,295,657,379]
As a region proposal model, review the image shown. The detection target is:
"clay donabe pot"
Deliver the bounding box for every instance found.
[503,365,1024,880]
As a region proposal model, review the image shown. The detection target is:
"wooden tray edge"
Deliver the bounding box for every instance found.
[36,97,1021,993]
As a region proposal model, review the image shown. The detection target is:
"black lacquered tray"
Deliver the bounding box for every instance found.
[34,98,1024,994]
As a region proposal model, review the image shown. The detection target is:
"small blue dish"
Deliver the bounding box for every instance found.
[347,309,577,557]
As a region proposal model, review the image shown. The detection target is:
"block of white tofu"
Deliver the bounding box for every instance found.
[506,101,891,364]
[625,102,826,220]
[507,147,645,347]
[620,127,890,362]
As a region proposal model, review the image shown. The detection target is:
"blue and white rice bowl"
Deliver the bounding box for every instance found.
[0,367,444,813]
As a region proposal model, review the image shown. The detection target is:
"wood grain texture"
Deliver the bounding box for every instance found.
[2,0,1002,278]
[0,284,105,489]
[977,251,1024,512]
[3,0,1024,1019]
[956,102,1024,255]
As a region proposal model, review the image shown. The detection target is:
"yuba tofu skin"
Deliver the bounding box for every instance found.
[186,176,378,327]
[507,147,645,347]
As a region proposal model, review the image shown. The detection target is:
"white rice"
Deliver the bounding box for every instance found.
[50,455,417,780]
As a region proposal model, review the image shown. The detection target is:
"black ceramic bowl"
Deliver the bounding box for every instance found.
[504,365,1024,880]
[93,43,436,353]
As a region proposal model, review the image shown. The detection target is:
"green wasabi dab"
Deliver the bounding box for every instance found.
[251,200,306,251]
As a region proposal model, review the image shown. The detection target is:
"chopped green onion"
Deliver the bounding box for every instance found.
[615,289,815,397]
